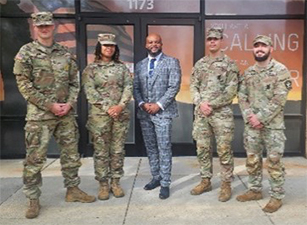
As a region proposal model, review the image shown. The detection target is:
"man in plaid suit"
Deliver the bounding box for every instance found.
[133,33,182,199]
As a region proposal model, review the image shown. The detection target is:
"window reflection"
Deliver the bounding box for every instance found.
[148,25,194,143]
[1,18,76,115]
[81,0,199,13]
[205,20,304,112]
[1,0,75,14]
[86,25,134,65]
[205,0,305,15]
[86,25,135,143]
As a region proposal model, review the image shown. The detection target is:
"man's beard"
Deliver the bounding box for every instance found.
[147,48,162,57]
[254,51,270,62]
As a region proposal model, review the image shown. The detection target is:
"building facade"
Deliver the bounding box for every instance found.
[1,0,306,158]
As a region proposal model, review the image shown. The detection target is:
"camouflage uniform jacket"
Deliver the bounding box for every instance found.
[190,53,239,113]
[82,60,133,116]
[13,40,79,121]
[238,59,292,129]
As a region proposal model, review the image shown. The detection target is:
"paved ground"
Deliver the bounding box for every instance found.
[0,157,306,225]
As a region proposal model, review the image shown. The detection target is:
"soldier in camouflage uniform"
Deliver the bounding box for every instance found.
[13,12,96,219]
[82,34,132,200]
[190,27,239,202]
[236,35,292,213]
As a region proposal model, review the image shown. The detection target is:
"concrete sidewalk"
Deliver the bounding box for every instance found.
[0,157,306,225]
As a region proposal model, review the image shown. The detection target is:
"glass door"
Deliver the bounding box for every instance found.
[141,18,202,155]
[79,18,140,156]
[79,17,202,156]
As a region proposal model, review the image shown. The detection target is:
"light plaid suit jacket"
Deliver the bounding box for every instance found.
[133,53,182,119]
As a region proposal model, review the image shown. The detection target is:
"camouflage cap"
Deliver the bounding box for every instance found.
[206,27,223,39]
[31,12,54,26]
[253,35,273,46]
[98,33,117,45]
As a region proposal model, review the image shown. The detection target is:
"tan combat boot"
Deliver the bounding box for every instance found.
[190,178,212,195]
[98,180,110,200]
[66,186,96,203]
[218,181,232,202]
[110,178,125,198]
[236,190,263,202]
[25,199,40,219]
[262,197,283,213]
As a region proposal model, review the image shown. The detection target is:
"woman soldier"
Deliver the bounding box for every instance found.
[82,33,133,200]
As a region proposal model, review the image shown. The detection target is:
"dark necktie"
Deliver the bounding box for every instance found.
[149,58,156,77]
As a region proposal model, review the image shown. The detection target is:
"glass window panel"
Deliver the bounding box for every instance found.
[0,72,4,101]
[205,20,304,114]
[148,25,194,143]
[54,20,76,53]
[1,18,31,116]
[81,0,199,13]
[86,25,135,143]
[1,18,76,116]
[1,0,75,14]
[28,19,76,53]
[205,0,305,15]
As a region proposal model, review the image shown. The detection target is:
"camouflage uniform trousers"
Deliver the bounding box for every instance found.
[23,116,81,200]
[192,111,234,182]
[243,126,286,199]
[139,117,173,187]
[86,113,130,182]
